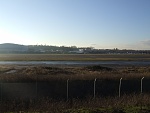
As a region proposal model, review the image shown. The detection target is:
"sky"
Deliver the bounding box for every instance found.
[0,0,150,50]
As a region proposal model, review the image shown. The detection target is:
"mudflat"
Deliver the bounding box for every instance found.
[0,54,150,61]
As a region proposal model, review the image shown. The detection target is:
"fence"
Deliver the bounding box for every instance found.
[0,77,150,101]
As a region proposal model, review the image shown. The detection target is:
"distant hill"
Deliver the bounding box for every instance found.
[0,43,149,54]
[0,43,28,53]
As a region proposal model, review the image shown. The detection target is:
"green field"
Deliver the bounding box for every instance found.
[0,54,150,61]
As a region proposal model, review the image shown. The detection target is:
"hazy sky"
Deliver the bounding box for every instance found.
[0,0,150,50]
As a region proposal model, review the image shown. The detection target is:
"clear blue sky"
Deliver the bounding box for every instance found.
[0,0,150,50]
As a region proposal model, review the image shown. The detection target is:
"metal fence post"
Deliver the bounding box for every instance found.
[94,78,97,99]
[141,77,144,94]
[67,79,69,101]
[0,82,2,102]
[36,74,38,99]
[140,77,144,111]
[119,78,122,98]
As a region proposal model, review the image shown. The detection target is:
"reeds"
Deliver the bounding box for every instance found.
[0,94,150,112]
[0,65,150,82]
[0,65,150,112]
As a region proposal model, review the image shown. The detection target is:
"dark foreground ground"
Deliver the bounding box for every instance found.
[0,64,150,112]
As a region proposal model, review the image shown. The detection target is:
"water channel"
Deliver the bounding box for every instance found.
[0,61,150,66]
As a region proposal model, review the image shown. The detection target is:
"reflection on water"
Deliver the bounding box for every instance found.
[5,70,16,74]
[0,61,150,66]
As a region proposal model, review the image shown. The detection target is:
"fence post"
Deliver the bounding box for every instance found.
[140,77,144,111]
[0,82,2,102]
[67,79,69,101]
[141,77,144,94]
[36,74,38,99]
[119,78,122,98]
[94,78,97,99]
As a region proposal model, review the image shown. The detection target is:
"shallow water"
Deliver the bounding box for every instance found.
[5,70,17,74]
[0,61,150,66]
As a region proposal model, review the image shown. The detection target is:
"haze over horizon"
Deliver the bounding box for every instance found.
[0,0,150,50]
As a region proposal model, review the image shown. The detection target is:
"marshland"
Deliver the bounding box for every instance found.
[0,54,150,112]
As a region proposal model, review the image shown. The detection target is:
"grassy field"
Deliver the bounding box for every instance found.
[0,54,150,61]
[1,94,150,113]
